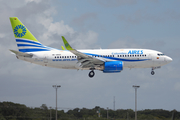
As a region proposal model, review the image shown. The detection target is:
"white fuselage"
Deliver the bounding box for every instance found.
[17,49,172,70]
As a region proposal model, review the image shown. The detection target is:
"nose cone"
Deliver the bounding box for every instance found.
[165,56,173,63]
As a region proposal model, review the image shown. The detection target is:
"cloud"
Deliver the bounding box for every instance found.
[72,13,97,27]
[35,11,99,49]
[94,0,137,7]
[117,9,180,24]
[70,30,99,49]
[38,19,75,45]
[25,0,42,3]
[108,37,141,49]
[174,82,180,91]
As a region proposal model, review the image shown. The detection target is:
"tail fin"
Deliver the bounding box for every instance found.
[9,17,55,52]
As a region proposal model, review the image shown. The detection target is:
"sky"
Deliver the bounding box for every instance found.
[0,0,180,111]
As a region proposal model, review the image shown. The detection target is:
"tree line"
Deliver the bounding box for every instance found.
[0,102,179,120]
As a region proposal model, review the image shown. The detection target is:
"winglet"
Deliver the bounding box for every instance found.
[61,36,74,50]
[61,46,65,50]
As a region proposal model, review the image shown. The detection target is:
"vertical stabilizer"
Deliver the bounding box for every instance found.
[9,17,55,52]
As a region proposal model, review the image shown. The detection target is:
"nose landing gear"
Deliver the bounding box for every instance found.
[151,70,155,75]
[151,66,161,75]
[89,70,95,78]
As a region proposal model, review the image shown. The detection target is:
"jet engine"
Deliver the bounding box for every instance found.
[103,61,123,73]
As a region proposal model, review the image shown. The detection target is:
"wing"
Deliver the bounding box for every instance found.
[61,36,104,68]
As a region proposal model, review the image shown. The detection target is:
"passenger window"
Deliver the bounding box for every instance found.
[57,56,59,58]
[137,55,139,57]
[62,56,64,58]
[132,55,134,57]
[55,56,56,58]
[67,56,69,58]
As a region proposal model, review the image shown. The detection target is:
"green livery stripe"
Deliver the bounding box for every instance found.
[9,17,38,42]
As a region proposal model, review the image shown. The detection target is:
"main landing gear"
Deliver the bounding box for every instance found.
[89,70,95,78]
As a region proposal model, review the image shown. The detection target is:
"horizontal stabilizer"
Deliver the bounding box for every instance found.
[9,49,33,57]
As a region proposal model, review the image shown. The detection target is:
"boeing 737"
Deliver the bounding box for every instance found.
[9,17,172,78]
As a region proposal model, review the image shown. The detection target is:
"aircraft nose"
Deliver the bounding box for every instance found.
[165,56,173,63]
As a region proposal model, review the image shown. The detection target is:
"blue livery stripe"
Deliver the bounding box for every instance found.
[16,39,59,52]
[16,39,42,45]
[19,48,50,52]
[17,44,46,48]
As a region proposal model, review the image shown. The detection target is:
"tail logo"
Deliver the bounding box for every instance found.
[14,25,27,37]
[65,43,69,47]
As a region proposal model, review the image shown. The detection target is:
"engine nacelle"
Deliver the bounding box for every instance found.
[103,61,123,73]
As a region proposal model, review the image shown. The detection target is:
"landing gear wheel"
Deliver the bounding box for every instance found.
[151,71,155,75]
[89,71,95,78]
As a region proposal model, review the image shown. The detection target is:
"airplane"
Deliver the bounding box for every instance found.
[9,17,172,78]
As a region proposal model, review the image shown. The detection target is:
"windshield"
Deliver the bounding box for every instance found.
[157,53,165,56]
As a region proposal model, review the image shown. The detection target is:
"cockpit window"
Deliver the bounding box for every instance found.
[157,53,165,56]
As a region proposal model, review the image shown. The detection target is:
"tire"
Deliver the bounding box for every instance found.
[89,71,95,78]
[151,71,155,75]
